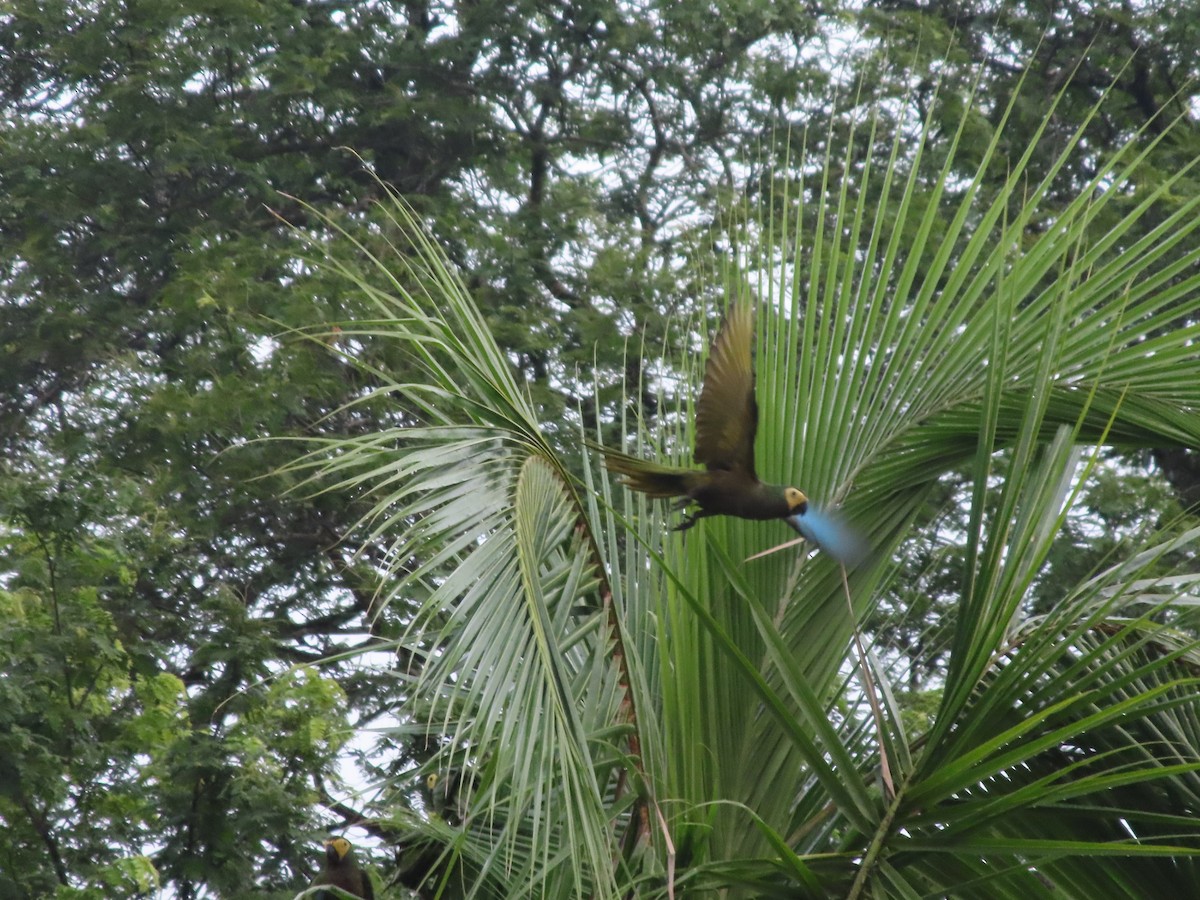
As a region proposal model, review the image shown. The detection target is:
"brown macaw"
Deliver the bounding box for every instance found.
[309,837,373,900]
[597,301,809,530]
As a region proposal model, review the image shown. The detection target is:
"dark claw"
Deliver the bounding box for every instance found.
[673,512,698,531]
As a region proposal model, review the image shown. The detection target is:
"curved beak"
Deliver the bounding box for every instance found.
[786,508,867,567]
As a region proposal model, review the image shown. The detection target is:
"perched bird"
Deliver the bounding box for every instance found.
[310,837,373,900]
[596,301,809,530]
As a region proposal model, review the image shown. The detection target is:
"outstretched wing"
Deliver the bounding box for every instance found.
[694,301,758,477]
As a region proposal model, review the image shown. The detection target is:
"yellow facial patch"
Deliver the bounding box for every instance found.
[784,487,808,511]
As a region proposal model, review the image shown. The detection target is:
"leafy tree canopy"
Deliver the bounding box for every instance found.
[2,0,1200,896]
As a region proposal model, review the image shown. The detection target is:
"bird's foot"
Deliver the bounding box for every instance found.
[672,513,698,532]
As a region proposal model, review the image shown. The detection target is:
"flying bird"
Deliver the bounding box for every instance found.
[310,837,373,900]
[596,301,810,531]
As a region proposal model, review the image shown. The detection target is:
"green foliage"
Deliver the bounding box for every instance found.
[293,64,1200,896]
[0,2,843,887]
[0,500,351,897]
[5,0,1200,896]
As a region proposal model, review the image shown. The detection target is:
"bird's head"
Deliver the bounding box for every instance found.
[783,486,809,515]
[325,837,352,864]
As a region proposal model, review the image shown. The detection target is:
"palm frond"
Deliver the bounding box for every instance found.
[287,63,1200,898]
[613,72,1200,892]
[279,193,650,897]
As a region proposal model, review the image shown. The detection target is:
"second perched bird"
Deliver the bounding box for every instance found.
[309,837,373,900]
[597,301,809,530]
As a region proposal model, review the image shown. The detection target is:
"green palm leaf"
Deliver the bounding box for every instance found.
[291,69,1200,897]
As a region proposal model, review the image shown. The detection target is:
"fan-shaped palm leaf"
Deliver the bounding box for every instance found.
[289,67,1200,898]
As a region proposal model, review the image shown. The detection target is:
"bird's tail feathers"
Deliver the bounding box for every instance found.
[585,441,697,499]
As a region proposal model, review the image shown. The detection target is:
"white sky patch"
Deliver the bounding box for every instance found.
[251,334,281,364]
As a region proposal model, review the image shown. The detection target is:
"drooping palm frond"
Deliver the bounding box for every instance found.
[279,198,656,897]
[287,66,1200,898]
